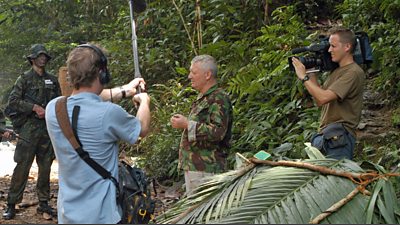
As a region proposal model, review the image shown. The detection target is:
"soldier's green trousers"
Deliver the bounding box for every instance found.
[6,120,55,204]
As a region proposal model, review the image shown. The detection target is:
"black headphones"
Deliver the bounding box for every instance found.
[77,44,111,85]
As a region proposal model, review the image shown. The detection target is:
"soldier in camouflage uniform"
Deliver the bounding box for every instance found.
[2,44,61,220]
[171,55,233,194]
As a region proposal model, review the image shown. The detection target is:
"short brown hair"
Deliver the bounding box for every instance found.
[67,44,106,89]
[329,27,356,53]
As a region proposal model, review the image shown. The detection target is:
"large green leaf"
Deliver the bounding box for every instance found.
[157,159,399,224]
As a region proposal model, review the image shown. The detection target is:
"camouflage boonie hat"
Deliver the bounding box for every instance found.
[26,44,52,62]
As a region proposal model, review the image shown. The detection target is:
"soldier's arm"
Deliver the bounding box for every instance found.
[8,76,35,114]
[188,99,231,143]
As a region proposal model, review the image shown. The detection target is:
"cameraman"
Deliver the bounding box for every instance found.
[291,27,365,160]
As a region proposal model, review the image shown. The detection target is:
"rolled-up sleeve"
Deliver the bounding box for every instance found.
[103,104,141,145]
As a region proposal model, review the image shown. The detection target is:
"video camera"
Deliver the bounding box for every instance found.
[288,31,373,72]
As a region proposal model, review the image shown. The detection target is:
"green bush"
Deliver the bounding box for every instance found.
[338,0,400,104]
[133,78,196,180]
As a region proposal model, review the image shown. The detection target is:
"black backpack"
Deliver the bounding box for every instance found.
[118,161,156,224]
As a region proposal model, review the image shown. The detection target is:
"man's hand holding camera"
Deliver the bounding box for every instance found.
[291,57,307,81]
[292,57,320,85]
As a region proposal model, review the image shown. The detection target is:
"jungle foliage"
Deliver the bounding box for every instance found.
[0,0,399,182]
[157,149,400,224]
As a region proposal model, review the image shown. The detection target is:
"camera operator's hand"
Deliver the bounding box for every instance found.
[291,57,306,80]
[123,78,146,97]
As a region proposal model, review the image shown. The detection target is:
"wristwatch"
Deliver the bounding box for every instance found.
[302,75,310,83]
[120,86,127,98]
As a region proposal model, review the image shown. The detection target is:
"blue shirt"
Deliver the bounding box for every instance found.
[45,92,141,224]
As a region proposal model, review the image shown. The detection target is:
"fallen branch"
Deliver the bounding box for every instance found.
[309,186,361,224]
[251,158,399,224]
[309,178,375,225]
[250,158,378,184]
[236,152,251,164]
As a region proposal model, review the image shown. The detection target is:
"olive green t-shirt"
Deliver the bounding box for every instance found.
[319,62,365,136]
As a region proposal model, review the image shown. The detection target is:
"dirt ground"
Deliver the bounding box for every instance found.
[0,141,183,224]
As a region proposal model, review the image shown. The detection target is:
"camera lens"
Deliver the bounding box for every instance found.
[288,56,322,71]
[301,57,321,69]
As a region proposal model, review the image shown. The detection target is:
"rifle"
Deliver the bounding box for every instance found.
[0,127,30,143]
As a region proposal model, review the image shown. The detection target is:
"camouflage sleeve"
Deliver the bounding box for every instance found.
[8,76,35,113]
[188,97,231,143]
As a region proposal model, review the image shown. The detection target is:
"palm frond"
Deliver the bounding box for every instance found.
[157,158,400,224]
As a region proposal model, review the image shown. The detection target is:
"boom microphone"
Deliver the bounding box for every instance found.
[132,0,147,13]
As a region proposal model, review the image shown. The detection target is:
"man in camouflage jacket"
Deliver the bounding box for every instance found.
[3,44,61,220]
[171,55,233,194]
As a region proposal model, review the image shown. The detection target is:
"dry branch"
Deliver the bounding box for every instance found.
[250,158,378,184]
[309,186,361,224]
[195,0,202,49]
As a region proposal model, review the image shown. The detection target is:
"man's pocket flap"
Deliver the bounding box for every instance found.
[322,123,347,140]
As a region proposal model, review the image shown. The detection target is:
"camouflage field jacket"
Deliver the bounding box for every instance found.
[8,69,61,129]
[178,85,233,173]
